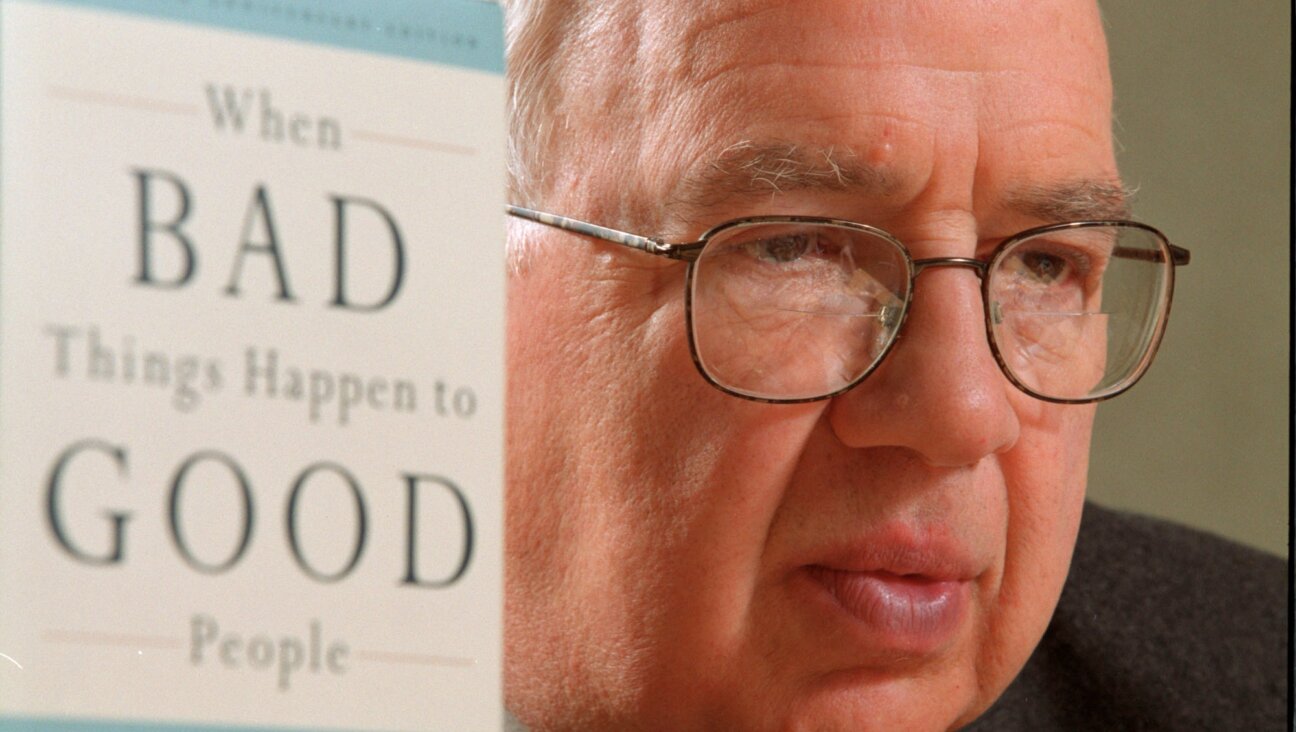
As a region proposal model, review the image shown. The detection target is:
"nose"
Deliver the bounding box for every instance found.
[826,265,1020,467]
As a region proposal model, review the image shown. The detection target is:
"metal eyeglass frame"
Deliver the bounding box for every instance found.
[507,205,1191,405]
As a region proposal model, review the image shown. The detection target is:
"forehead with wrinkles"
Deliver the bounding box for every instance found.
[508,0,1113,225]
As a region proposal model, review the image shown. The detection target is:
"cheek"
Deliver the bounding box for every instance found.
[505,264,680,721]
[1006,398,1093,526]
[978,401,1092,699]
[1003,396,1092,582]
[505,260,831,721]
[505,261,671,577]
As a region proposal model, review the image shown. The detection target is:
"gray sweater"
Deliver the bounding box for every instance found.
[967,502,1286,730]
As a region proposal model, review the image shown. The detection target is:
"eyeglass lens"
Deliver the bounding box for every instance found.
[687,221,1172,402]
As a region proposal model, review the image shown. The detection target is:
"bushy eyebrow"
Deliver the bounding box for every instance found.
[667,140,894,211]
[667,139,1133,223]
[1003,180,1134,222]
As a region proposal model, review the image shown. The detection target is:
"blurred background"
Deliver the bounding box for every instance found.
[1091,2,1289,557]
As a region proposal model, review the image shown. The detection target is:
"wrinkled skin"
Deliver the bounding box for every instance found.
[506,1,1112,729]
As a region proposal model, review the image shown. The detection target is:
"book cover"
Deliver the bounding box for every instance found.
[0,1,505,729]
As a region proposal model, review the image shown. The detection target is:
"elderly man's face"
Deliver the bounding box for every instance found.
[506,1,1114,729]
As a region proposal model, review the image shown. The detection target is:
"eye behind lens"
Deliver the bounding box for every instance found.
[987,223,1175,402]
[688,221,911,402]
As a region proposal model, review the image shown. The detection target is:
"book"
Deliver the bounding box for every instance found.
[0,1,505,729]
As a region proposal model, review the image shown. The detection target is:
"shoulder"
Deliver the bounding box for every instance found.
[1069,501,1285,612]
[969,502,1288,731]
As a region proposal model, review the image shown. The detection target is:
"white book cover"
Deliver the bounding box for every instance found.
[0,1,505,729]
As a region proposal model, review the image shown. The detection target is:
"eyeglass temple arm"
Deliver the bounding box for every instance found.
[509,206,1191,267]
[1113,243,1191,266]
[507,206,702,261]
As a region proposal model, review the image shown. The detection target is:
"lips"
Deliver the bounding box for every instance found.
[807,566,966,639]
[798,538,979,656]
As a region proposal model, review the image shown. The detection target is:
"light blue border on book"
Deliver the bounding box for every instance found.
[0,718,343,731]
[15,0,504,74]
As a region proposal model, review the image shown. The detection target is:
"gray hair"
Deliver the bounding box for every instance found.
[503,0,570,208]
[502,0,573,273]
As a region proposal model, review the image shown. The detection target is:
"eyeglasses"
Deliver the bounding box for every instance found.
[507,206,1191,404]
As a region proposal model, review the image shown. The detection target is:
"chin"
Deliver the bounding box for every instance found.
[738,685,978,732]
